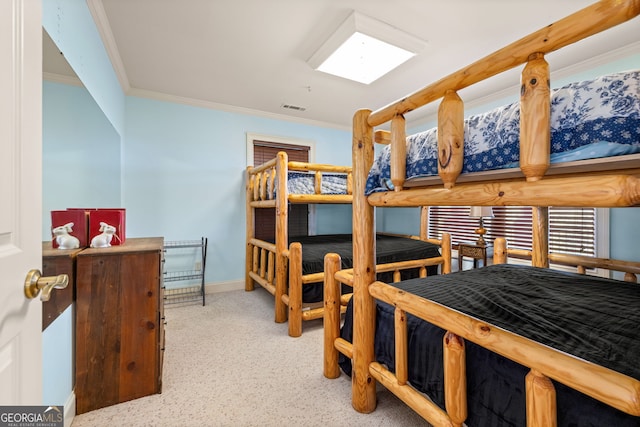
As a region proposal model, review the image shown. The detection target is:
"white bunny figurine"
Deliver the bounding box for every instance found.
[90,222,118,248]
[52,222,81,249]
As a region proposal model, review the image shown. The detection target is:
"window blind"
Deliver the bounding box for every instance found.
[428,206,595,256]
[253,141,310,240]
[253,140,310,164]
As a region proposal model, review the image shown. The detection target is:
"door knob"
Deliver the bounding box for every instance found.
[24,269,69,301]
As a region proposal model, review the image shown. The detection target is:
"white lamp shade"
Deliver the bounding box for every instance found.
[469,206,494,218]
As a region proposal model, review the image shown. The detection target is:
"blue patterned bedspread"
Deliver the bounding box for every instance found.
[286,171,348,195]
[366,70,640,195]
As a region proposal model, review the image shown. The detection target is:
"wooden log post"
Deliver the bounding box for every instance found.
[259,171,267,201]
[268,168,276,199]
[324,253,342,379]
[420,206,429,241]
[288,242,303,337]
[374,129,391,145]
[246,168,255,291]
[444,331,467,427]
[259,248,267,278]
[393,270,401,282]
[267,251,275,287]
[253,172,260,202]
[520,53,550,182]
[438,90,464,189]
[274,152,289,323]
[390,114,406,191]
[252,246,259,275]
[395,308,408,385]
[531,207,549,268]
[315,171,322,195]
[441,232,452,274]
[352,109,377,413]
[493,237,508,264]
[526,369,557,427]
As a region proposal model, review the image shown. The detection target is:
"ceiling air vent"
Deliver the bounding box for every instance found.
[281,103,307,112]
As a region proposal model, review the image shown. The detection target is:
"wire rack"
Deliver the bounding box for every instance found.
[163,238,207,306]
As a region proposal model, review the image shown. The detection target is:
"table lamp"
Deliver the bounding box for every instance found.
[469,206,493,246]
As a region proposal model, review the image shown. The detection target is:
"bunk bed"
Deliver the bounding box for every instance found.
[245,152,450,337]
[323,0,640,425]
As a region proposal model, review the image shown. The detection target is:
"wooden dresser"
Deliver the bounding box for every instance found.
[75,237,164,414]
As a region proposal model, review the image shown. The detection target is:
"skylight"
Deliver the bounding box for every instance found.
[307,11,426,85]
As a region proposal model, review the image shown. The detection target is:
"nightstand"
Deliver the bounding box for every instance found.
[458,242,490,270]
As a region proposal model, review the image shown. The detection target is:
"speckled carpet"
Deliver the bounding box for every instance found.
[70,287,429,427]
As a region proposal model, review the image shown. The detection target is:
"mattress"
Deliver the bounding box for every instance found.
[340,264,640,426]
[289,233,441,303]
[366,70,640,195]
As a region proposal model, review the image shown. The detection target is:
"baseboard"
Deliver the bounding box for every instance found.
[205,279,244,294]
[64,391,75,427]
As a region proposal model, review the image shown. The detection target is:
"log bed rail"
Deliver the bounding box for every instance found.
[246,152,354,206]
[323,232,452,377]
[285,232,449,337]
[362,0,640,199]
[246,152,354,324]
[245,153,446,336]
[346,0,640,425]
[509,249,640,283]
[326,238,640,426]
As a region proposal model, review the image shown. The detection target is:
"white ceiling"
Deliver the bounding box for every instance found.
[47,0,640,129]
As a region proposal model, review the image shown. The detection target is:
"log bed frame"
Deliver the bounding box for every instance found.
[245,152,451,337]
[323,0,640,425]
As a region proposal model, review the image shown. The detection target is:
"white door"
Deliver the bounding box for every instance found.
[0,0,44,405]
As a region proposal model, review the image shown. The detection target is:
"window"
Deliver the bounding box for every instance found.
[428,206,596,256]
[252,139,310,241]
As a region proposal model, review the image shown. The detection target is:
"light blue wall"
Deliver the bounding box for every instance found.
[42,80,120,406]
[42,0,125,410]
[42,0,125,135]
[42,308,73,406]
[123,96,351,283]
[42,81,121,239]
[611,209,640,262]
[316,204,353,234]
[379,207,422,235]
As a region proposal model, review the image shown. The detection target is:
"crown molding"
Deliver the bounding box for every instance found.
[81,1,640,132]
[43,72,83,87]
[127,87,351,131]
[551,40,640,79]
[86,0,130,93]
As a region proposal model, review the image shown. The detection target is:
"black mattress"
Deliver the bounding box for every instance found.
[340,264,640,426]
[289,233,441,303]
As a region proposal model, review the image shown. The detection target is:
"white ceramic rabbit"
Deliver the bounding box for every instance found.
[90,222,118,248]
[52,222,81,249]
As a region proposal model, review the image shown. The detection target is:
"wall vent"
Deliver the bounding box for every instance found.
[281,103,307,112]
